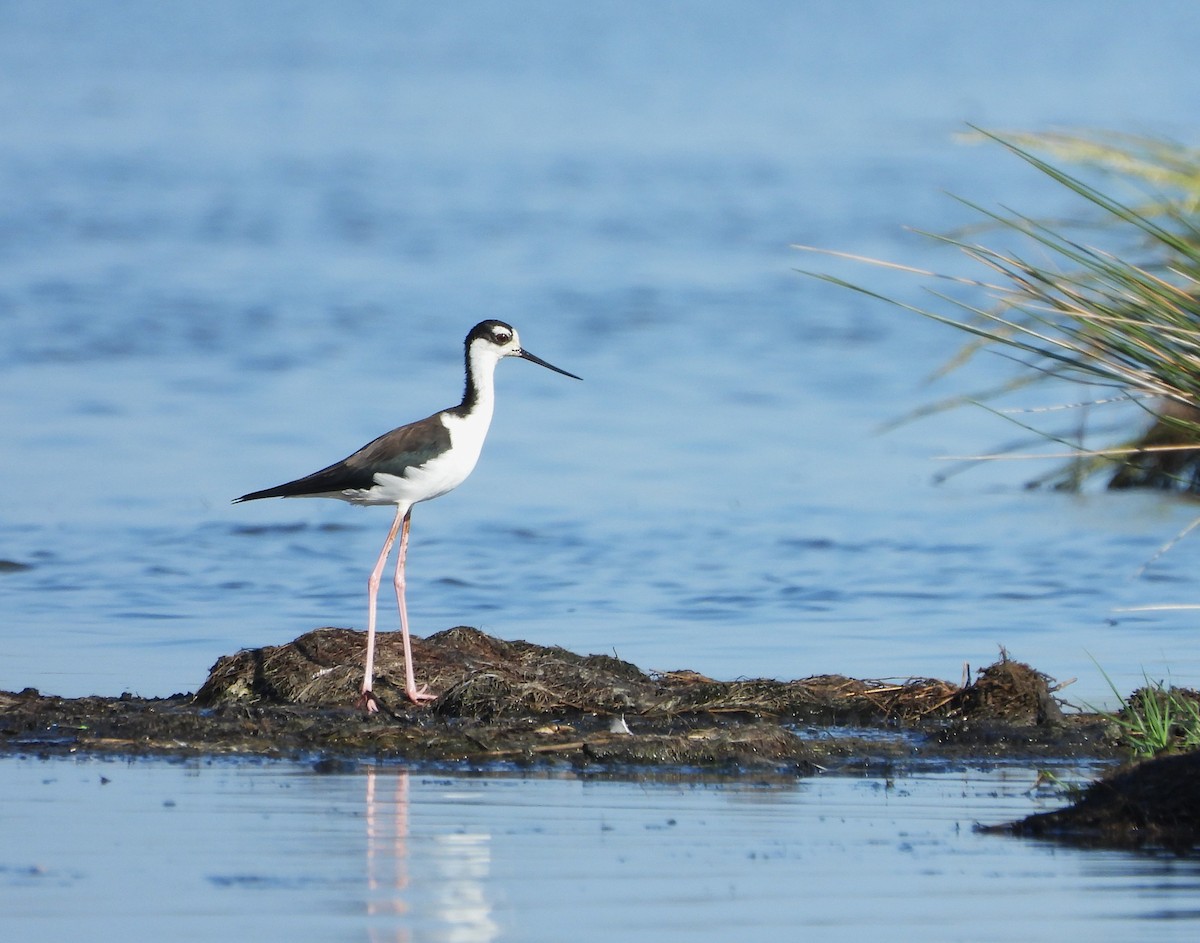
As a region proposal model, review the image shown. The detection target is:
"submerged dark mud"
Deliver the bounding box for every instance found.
[1,626,1114,774]
[987,750,1200,853]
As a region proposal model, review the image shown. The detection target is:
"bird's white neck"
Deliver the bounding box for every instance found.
[454,342,502,421]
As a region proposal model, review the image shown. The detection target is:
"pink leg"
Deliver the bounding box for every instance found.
[357,505,406,713]
[394,510,436,704]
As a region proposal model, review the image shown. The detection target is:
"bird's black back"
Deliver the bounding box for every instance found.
[234,413,452,502]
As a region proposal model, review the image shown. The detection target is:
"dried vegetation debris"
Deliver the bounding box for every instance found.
[0,626,1111,773]
[955,649,1067,725]
[196,625,976,724]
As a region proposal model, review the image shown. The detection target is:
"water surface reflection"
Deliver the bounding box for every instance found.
[365,768,498,943]
[6,758,1200,940]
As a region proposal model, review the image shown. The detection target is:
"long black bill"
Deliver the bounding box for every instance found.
[517,348,582,380]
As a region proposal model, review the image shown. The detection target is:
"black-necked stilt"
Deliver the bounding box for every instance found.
[234,320,580,712]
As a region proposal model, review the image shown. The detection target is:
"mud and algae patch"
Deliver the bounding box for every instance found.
[0,627,1116,774]
[10,627,1196,850]
[985,750,1200,852]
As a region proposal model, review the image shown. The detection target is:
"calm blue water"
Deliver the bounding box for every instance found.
[3,4,1200,936]
[8,757,1200,943]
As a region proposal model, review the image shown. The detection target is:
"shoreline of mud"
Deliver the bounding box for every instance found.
[5,626,1199,851]
[0,686,1118,773]
[1,626,1116,771]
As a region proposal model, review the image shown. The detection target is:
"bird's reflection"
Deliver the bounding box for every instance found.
[364,767,498,943]
[365,767,411,923]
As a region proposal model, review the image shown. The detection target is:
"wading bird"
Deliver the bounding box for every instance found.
[235,320,580,711]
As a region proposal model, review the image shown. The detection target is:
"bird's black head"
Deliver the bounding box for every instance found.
[464,319,581,380]
[468,320,517,349]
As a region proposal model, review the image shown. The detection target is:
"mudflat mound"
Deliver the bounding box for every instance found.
[2,627,1109,773]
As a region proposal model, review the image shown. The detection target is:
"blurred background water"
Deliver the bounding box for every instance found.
[2,0,1199,707]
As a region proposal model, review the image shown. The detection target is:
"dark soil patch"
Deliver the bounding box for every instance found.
[2,626,1113,776]
[985,750,1200,853]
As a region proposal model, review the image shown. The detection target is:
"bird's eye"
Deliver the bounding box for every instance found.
[494,331,511,343]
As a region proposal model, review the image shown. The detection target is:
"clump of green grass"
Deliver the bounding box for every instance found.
[798,128,1200,491]
[1092,661,1200,758]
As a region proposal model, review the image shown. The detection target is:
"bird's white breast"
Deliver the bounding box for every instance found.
[360,406,494,508]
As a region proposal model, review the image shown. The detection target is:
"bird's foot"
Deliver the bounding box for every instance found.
[355,689,380,714]
[406,683,438,706]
